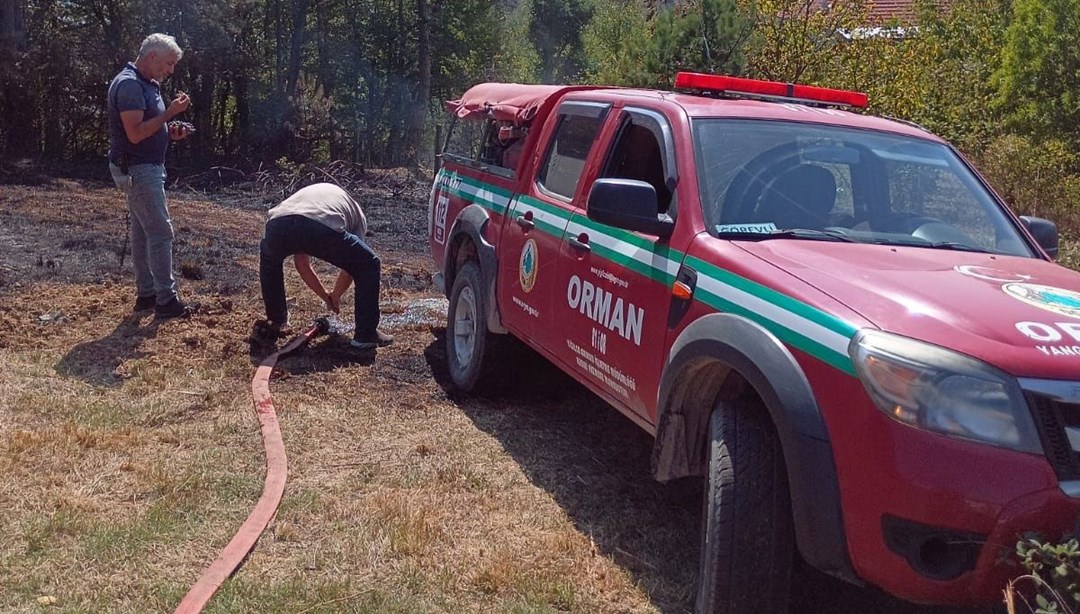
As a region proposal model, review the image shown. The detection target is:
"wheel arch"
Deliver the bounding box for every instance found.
[653,312,856,582]
[444,204,507,335]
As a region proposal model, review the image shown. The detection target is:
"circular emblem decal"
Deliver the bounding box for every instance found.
[1003,283,1080,320]
[519,239,538,293]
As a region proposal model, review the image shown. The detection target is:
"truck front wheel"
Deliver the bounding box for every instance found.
[696,395,794,614]
[446,261,498,391]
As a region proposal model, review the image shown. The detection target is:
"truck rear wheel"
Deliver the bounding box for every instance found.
[447,261,499,391]
[696,395,794,614]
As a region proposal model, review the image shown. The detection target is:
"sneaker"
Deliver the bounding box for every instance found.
[155,297,199,320]
[350,329,394,349]
[133,294,156,312]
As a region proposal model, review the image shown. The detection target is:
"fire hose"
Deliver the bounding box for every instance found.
[173,317,331,614]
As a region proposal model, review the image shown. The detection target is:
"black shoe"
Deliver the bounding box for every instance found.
[155,297,199,320]
[350,329,394,349]
[133,295,156,312]
[251,318,289,340]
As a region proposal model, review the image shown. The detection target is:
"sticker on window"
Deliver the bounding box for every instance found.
[715,223,778,234]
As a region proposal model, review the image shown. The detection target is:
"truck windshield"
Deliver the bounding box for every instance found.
[693,119,1036,257]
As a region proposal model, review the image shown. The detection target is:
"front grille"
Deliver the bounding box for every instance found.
[1021,379,1080,481]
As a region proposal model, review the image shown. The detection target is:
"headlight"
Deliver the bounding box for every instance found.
[850,330,1041,454]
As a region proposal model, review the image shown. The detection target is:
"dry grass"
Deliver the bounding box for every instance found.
[0,177,995,614]
[0,178,681,614]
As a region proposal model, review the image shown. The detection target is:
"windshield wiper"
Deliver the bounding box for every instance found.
[716,228,860,243]
[926,241,992,253]
[873,238,992,253]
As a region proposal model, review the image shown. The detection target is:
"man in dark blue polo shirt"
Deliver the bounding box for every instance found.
[107,33,197,320]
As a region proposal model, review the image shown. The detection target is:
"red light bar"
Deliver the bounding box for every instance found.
[673,72,868,109]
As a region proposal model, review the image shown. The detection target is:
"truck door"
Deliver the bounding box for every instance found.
[553,107,679,420]
[497,101,609,351]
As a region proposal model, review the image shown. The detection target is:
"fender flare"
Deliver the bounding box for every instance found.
[654,312,855,581]
[444,204,507,334]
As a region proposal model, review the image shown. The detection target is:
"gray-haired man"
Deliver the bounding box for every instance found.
[107,33,197,319]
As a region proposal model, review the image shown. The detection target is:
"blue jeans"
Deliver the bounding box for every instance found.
[109,163,177,304]
[259,215,381,335]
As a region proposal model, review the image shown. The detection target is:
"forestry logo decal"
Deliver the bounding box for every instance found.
[1004,283,1080,320]
[519,239,538,293]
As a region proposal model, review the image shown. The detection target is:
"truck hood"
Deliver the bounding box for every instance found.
[737,242,1080,379]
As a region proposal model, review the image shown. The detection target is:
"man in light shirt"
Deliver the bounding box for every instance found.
[259,183,393,349]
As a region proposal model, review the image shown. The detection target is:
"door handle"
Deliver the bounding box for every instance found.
[515,210,534,230]
[569,233,590,252]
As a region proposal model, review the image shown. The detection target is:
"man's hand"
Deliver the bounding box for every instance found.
[168,121,195,141]
[167,92,191,119]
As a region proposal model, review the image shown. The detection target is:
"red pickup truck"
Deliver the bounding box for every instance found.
[427,72,1080,613]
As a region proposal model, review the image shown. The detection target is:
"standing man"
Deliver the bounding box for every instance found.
[259,183,394,350]
[107,33,197,319]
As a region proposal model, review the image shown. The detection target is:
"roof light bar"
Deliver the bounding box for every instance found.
[674,72,868,109]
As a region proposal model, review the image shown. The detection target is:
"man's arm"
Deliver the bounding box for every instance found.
[328,271,353,312]
[119,92,191,144]
[293,252,331,301]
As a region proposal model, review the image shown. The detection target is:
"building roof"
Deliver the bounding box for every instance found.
[867,0,917,23]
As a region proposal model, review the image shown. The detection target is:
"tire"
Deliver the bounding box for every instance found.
[446,260,500,392]
[696,395,795,614]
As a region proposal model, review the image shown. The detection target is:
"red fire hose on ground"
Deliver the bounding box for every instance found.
[173,318,330,614]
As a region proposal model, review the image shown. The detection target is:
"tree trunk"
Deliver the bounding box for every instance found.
[279,0,311,159]
[285,0,310,99]
[231,75,249,155]
[87,0,126,66]
[404,0,431,168]
[315,1,339,159]
[0,0,25,51]
[192,72,214,163]
[215,78,230,153]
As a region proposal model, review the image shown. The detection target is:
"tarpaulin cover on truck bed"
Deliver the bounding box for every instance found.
[445,83,598,124]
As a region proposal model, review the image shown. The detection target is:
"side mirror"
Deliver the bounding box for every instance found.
[1020,216,1059,260]
[587,178,674,238]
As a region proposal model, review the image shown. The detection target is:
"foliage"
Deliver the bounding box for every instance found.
[644,0,751,87]
[529,0,594,83]
[976,134,1078,223]
[490,2,542,84]
[2,0,1080,243]
[906,0,1009,151]
[0,0,520,167]
[1006,535,1080,614]
[582,0,752,88]
[745,0,867,83]
[995,0,1080,154]
[581,0,651,86]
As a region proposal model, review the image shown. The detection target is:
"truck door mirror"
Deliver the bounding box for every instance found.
[1020,215,1059,260]
[587,178,674,238]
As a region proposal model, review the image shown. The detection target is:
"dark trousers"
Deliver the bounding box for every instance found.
[260,215,381,335]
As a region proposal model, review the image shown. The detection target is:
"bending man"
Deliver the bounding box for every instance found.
[259,183,393,349]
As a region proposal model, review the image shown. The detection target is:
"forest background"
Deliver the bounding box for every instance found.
[1,0,1079,247]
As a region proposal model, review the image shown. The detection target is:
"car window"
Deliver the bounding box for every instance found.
[538,113,603,200]
[441,118,523,178]
[443,117,488,161]
[883,155,997,248]
[600,115,674,214]
[694,119,1035,257]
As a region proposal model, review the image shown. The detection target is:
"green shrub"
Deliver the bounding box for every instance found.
[977,135,1075,218]
[1006,535,1080,614]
